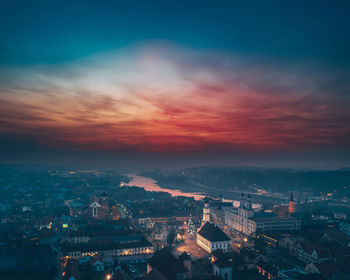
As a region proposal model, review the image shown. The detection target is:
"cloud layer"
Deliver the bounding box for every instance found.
[1,43,349,153]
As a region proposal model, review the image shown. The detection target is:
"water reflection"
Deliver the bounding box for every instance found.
[124,174,261,209]
[125,174,206,201]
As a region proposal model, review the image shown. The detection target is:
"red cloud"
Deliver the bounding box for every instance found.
[0,46,349,153]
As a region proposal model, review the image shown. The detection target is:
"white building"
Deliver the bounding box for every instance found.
[197,222,230,253]
[202,197,211,225]
[225,193,301,236]
[225,193,255,235]
[250,216,301,233]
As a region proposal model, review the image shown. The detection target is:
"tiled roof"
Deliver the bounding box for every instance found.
[112,269,127,280]
[256,261,277,274]
[316,257,350,278]
[142,268,167,280]
[299,242,330,258]
[148,248,187,280]
[213,258,231,268]
[197,222,230,242]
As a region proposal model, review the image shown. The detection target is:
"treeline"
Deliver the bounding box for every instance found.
[141,167,350,194]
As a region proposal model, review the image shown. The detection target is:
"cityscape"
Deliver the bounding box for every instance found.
[1,1,350,280]
[1,167,350,280]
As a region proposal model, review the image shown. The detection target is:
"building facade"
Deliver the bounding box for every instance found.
[225,193,301,236]
[288,192,295,216]
[61,236,154,264]
[197,222,230,253]
[202,197,211,225]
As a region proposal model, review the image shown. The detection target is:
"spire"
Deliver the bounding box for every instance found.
[100,191,108,198]
[245,193,252,210]
[288,191,295,216]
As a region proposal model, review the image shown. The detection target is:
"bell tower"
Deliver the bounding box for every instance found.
[202,197,211,225]
[288,192,295,216]
[100,192,109,212]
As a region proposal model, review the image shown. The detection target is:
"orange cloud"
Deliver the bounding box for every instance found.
[0,44,349,153]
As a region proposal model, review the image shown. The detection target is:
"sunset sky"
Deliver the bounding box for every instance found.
[1,0,350,168]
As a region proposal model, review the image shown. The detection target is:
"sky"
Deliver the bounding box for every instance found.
[1,0,350,169]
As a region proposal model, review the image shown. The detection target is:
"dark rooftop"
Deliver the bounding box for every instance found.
[213,258,232,268]
[178,251,191,261]
[142,268,167,280]
[197,222,230,242]
[148,248,187,280]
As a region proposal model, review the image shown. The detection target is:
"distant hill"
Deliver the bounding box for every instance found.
[140,167,350,196]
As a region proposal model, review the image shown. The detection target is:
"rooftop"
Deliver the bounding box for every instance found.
[197,222,230,242]
[148,248,187,280]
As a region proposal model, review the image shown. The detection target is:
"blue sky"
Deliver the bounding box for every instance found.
[1,0,349,67]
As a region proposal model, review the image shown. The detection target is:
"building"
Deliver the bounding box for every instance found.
[225,193,254,235]
[225,193,301,236]
[249,216,301,233]
[213,258,232,280]
[136,216,188,228]
[202,197,211,225]
[296,242,330,264]
[211,250,233,280]
[80,193,111,220]
[288,192,295,216]
[61,235,154,264]
[197,222,230,253]
[100,192,109,212]
[178,252,192,279]
[90,201,104,218]
[256,260,278,279]
[304,257,350,279]
[145,248,188,280]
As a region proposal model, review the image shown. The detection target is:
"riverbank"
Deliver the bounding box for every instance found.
[125,174,206,200]
[125,173,283,207]
[138,170,288,204]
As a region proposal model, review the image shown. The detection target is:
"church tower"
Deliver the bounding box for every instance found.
[288,192,295,216]
[100,192,109,212]
[202,197,211,225]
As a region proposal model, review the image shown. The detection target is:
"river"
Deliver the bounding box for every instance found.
[123,173,247,207]
[124,173,206,200]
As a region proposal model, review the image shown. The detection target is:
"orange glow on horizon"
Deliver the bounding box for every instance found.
[0,45,348,153]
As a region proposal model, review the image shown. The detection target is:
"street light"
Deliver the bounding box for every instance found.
[106,274,112,280]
